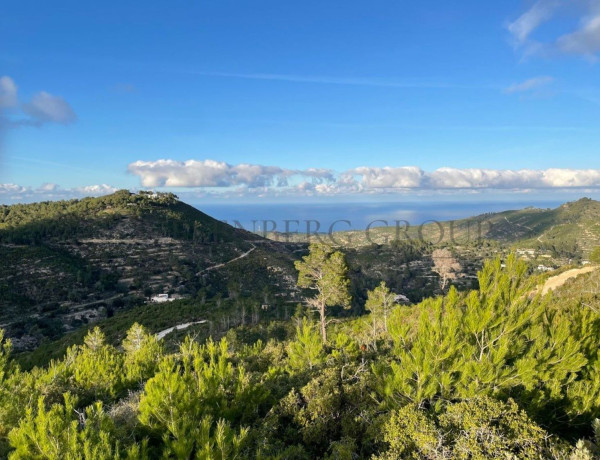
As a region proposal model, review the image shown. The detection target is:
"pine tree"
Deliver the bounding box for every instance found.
[590,247,600,265]
[287,318,325,372]
[122,323,163,385]
[377,254,590,423]
[295,244,351,343]
[365,281,395,334]
[138,359,198,457]
[8,393,119,459]
[0,330,11,384]
[374,396,568,459]
[431,248,462,291]
[68,327,125,402]
[0,330,19,455]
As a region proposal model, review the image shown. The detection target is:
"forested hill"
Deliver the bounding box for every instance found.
[0,189,253,245]
[445,197,600,251]
[337,197,600,257]
[0,191,300,350]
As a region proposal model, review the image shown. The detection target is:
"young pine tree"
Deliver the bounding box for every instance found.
[68,327,125,402]
[365,281,395,334]
[8,393,120,460]
[287,318,325,372]
[122,323,163,385]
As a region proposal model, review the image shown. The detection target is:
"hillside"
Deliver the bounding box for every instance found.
[4,195,600,457]
[263,198,600,304]
[0,190,300,349]
[3,254,600,458]
[333,197,600,257]
[4,194,599,353]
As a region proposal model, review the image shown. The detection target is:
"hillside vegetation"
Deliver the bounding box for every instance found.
[1,253,600,458]
[0,191,300,350]
[4,194,600,355]
[335,198,600,257]
[2,194,600,457]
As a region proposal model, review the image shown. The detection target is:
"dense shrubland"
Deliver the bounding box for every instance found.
[1,251,600,458]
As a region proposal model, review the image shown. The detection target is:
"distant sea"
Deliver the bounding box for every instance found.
[195,200,564,233]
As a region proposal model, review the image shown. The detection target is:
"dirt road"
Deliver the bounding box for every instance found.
[542,266,597,295]
[196,244,256,276]
[156,321,207,340]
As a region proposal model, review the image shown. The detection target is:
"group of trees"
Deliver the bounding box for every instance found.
[295,244,462,344]
[1,246,600,458]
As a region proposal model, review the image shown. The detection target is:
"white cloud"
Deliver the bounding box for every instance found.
[349,166,424,188]
[127,159,283,187]
[428,168,537,188]
[0,183,28,194]
[508,0,600,59]
[127,159,600,197]
[557,13,600,57]
[361,167,600,190]
[540,168,600,187]
[127,159,334,188]
[0,183,117,204]
[4,166,600,204]
[37,183,59,192]
[22,91,77,125]
[74,184,118,195]
[504,76,554,93]
[0,76,18,108]
[428,168,600,189]
[0,77,77,129]
[508,0,560,44]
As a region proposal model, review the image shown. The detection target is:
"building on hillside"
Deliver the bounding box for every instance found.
[151,293,173,303]
[516,249,536,258]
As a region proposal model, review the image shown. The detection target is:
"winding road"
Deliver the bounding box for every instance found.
[196,243,256,276]
[158,241,261,339]
[156,321,207,340]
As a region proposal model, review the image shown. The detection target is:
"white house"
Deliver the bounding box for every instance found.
[151,293,172,303]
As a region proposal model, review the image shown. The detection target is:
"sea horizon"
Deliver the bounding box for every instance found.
[195,199,567,233]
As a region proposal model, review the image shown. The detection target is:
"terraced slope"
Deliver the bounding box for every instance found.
[0,190,299,349]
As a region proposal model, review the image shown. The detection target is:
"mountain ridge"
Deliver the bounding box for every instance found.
[323,197,599,257]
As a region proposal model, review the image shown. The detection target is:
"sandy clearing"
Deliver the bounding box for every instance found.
[542,266,598,295]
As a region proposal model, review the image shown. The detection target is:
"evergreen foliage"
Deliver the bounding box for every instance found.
[365,281,395,335]
[0,254,600,458]
[295,244,351,343]
[286,318,325,372]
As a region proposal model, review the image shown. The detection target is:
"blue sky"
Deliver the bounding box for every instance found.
[1,0,600,203]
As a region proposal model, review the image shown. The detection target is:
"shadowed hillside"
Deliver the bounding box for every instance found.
[0,190,300,349]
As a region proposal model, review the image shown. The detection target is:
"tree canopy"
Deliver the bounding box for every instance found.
[295,244,351,342]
